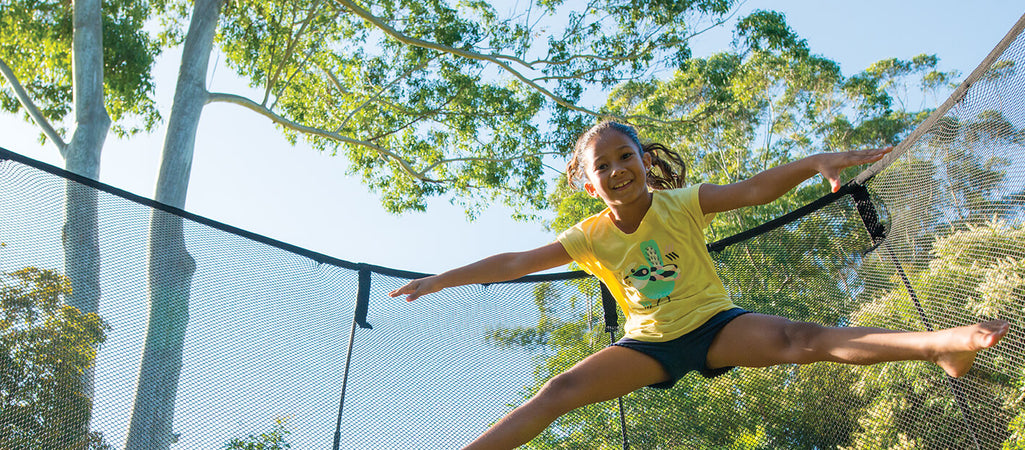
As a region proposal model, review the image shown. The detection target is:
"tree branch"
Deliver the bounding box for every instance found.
[320,56,434,132]
[364,83,468,142]
[518,3,742,70]
[264,0,325,106]
[332,0,688,126]
[270,39,323,111]
[318,60,349,95]
[0,57,68,153]
[421,152,562,174]
[208,91,453,182]
[532,67,631,83]
[209,91,559,188]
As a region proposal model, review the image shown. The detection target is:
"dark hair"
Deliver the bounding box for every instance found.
[566,120,687,190]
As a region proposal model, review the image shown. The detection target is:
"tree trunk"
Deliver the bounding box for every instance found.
[65,0,110,404]
[124,0,223,448]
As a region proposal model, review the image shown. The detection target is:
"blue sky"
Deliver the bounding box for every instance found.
[2,1,1022,275]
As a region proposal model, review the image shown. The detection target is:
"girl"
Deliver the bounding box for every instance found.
[389,120,1009,450]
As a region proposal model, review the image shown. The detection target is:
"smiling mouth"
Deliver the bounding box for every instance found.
[612,179,632,190]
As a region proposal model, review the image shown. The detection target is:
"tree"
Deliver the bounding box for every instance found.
[0,265,110,449]
[2,0,762,447]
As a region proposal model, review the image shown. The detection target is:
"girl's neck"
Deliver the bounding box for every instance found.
[608,190,653,234]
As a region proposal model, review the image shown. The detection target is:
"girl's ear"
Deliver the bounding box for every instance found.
[642,149,653,172]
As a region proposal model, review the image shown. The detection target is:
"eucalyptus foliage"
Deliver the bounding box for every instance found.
[223,417,292,450]
[0,0,160,138]
[187,0,741,215]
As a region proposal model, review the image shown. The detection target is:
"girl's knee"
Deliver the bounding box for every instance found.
[534,372,591,413]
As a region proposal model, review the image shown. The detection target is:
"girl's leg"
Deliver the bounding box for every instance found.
[463,345,668,450]
[706,313,1009,378]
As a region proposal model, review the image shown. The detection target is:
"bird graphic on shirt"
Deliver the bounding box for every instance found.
[623,240,678,302]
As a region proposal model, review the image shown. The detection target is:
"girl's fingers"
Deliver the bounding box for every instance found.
[825,146,893,192]
[389,278,435,301]
[858,146,891,164]
[863,145,893,158]
[390,289,419,302]
[843,146,891,167]
[389,282,417,298]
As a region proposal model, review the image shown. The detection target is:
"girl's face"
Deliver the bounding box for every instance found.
[582,130,652,207]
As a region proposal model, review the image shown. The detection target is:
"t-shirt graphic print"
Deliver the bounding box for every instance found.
[623,240,679,306]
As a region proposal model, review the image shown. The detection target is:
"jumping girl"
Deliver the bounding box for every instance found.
[389,120,1010,450]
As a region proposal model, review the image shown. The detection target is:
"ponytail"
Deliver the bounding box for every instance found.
[643,142,687,190]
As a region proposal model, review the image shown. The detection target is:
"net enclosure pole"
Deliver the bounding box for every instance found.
[333,265,373,450]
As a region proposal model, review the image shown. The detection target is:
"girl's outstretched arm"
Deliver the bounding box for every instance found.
[388,241,574,302]
[699,146,892,214]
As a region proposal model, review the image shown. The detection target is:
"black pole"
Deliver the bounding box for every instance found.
[882,243,981,450]
[332,303,360,450]
[599,283,630,449]
[333,265,373,450]
[609,329,630,450]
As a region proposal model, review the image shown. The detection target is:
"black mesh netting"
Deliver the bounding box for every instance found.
[3,14,1025,450]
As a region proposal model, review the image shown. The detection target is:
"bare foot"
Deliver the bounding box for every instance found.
[935,319,1009,377]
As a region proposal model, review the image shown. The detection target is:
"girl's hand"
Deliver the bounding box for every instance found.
[818,146,893,192]
[389,276,442,302]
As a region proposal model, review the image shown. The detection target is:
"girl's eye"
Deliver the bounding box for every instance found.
[621,152,633,160]
[596,163,608,171]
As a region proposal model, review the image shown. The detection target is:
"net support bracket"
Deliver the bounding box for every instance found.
[850,183,886,251]
[354,264,373,329]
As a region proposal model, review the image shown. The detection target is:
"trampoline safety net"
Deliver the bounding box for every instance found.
[3,13,1025,450]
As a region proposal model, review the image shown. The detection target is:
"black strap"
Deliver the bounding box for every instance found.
[598,281,629,448]
[707,183,855,253]
[850,183,886,245]
[599,282,618,333]
[354,265,373,329]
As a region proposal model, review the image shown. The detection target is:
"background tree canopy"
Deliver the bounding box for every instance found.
[2,2,773,446]
[0,265,110,449]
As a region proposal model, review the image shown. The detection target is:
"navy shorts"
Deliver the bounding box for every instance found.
[613,307,749,390]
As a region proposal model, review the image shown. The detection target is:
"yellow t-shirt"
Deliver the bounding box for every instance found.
[557,185,736,342]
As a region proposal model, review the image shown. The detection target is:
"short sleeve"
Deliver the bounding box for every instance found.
[556,222,592,269]
[664,185,716,228]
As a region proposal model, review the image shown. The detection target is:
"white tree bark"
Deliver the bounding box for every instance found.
[1,0,109,422]
[124,0,224,448]
[65,0,110,405]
